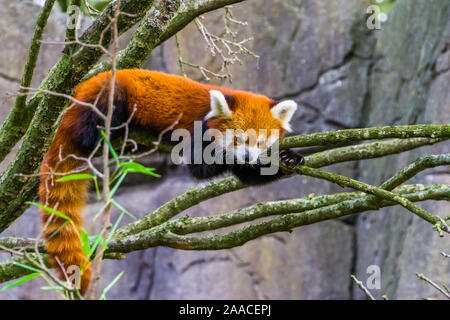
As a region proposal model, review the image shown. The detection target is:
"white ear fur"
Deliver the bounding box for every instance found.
[271,100,297,132]
[205,90,232,120]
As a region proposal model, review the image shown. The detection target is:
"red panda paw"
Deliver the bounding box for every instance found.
[279,150,305,168]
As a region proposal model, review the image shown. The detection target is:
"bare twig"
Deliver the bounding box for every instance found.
[87,0,122,300]
[176,6,259,82]
[15,87,107,120]
[416,273,450,299]
[351,275,376,300]
[119,113,183,161]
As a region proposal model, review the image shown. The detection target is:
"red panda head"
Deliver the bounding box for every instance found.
[204,90,297,164]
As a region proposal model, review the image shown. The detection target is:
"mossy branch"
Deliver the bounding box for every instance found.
[2,183,445,257]
[114,133,448,238]
[0,182,447,258]
[137,184,449,239]
[108,184,448,252]
[286,165,447,232]
[279,124,450,149]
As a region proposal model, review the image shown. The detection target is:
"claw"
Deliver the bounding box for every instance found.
[279,150,304,168]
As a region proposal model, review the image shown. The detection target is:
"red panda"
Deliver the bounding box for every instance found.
[38,69,303,294]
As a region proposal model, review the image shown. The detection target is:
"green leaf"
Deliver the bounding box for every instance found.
[80,0,104,17]
[101,130,119,165]
[93,176,101,200]
[27,202,78,240]
[111,199,137,220]
[40,286,64,291]
[0,272,41,291]
[93,0,112,11]
[88,232,106,258]
[56,173,95,182]
[27,202,73,223]
[80,230,91,256]
[110,172,127,198]
[119,162,160,177]
[99,272,124,300]
[48,221,70,240]
[105,212,124,245]
[12,262,41,273]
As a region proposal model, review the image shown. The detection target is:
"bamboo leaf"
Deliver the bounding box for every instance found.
[105,212,124,245]
[12,261,41,273]
[93,176,101,200]
[101,130,119,165]
[27,202,72,223]
[120,162,160,177]
[99,271,123,300]
[40,286,64,291]
[80,230,91,256]
[48,221,70,240]
[110,172,127,198]
[111,199,136,220]
[0,272,41,291]
[88,232,106,258]
[56,173,95,182]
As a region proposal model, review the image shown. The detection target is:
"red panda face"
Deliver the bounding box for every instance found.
[205,90,297,164]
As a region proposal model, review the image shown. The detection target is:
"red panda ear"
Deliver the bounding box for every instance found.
[271,100,297,132]
[205,90,233,120]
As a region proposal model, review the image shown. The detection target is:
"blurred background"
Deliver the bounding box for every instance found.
[0,0,449,299]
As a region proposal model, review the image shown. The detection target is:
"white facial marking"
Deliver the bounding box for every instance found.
[205,90,232,120]
[271,100,297,132]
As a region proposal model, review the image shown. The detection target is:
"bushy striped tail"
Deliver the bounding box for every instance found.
[39,136,92,294]
[38,70,128,295]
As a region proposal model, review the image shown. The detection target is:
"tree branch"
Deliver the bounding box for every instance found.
[380,154,450,190]
[107,184,449,252]
[279,125,450,149]
[286,165,448,233]
[1,183,447,260]
[305,138,444,168]
[114,136,448,238]
[1,180,447,284]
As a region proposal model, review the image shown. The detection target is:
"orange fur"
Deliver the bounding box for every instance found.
[39,69,287,294]
[39,133,91,293]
